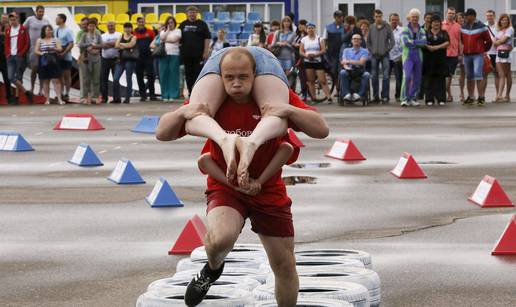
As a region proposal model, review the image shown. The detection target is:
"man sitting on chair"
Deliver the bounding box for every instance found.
[339,34,370,102]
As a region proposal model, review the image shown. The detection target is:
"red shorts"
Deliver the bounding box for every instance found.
[206,190,294,237]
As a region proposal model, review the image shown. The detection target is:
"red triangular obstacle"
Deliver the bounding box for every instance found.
[468,175,513,208]
[287,128,305,147]
[492,215,516,255]
[54,114,105,130]
[325,139,365,161]
[390,152,426,179]
[168,214,207,255]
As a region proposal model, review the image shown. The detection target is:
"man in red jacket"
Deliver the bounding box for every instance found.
[4,13,31,104]
[460,8,492,105]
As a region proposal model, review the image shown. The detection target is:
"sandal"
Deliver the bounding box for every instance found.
[504,96,511,103]
[446,95,453,103]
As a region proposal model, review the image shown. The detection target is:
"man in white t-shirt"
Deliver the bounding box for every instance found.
[481,10,499,95]
[23,5,50,95]
[100,21,122,103]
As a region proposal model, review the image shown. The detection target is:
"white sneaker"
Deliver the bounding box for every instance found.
[400,101,408,107]
[426,101,433,106]
[352,93,361,101]
[439,102,445,106]
[409,100,420,107]
[343,93,352,101]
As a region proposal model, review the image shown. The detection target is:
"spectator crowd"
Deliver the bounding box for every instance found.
[0,5,513,107]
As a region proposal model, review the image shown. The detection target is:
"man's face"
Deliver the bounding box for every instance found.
[55,16,62,26]
[80,19,88,30]
[137,18,145,29]
[374,13,383,24]
[107,22,115,32]
[221,56,255,102]
[486,12,495,24]
[187,10,197,21]
[9,15,18,27]
[466,14,475,24]
[87,23,96,32]
[335,15,343,24]
[390,15,399,28]
[447,10,456,21]
[352,35,362,48]
[36,8,44,19]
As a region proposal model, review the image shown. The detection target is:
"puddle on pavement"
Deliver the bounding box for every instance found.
[282,176,317,186]
[419,161,457,165]
[289,163,331,169]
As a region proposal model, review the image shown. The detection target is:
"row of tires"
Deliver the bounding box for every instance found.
[136,244,381,306]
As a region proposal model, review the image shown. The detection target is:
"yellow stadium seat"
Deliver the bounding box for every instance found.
[98,24,108,33]
[146,13,158,25]
[115,24,124,33]
[102,13,115,24]
[116,13,130,24]
[131,13,144,23]
[89,13,102,23]
[74,13,85,24]
[159,13,172,24]
[175,12,187,24]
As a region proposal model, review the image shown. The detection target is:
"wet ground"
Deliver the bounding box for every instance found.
[1,89,516,306]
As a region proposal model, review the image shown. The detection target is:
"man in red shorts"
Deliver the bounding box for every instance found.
[156,47,328,306]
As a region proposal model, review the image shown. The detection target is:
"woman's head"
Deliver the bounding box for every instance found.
[359,20,370,34]
[270,20,280,32]
[165,16,177,30]
[217,28,226,40]
[306,23,316,36]
[497,14,512,30]
[407,8,421,25]
[297,19,307,33]
[456,13,465,24]
[280,16,293,32]
[253,22,264,34]
[123,22,133,34]
[40,25,53,39]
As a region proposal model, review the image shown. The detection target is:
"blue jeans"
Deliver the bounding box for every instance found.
[278,58,293,71]
[339,69,370,97]
[115,61,136,100]
[197,46,288,86]
[370,55,390,99]
[7,55,26,83]
[464,54,484,81]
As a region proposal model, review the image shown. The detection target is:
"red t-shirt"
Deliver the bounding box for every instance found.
[190,89,316,206]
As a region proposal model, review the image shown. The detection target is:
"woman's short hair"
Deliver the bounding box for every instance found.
[407,8,421,18]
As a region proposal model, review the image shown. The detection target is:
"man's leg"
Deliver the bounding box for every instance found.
[185,206,244,306]
[370,57,379,100]
[29,53,38,94]
[358,72,370,98]
[259,235,298,307]
[100,58,109,102]
[112,62,121,102]
[135,60,147,100]
[381,56,390,101]
[339,69,350,97]
[145,58,156,99]
[394,60,402,101]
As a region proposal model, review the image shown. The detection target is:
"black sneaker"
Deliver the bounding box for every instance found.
[477,96,485,106]
[184,262,224,307]
[7,96,18,105]
[123,98,130,104]
[463,97,475,105]
[139,96,147,102]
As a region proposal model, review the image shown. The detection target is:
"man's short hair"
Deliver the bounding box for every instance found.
[352,34,362,40]
[333,10,344,18]
[8,13,17,19]
[447,7,456,12]
[123,22,133,29]
[219,48,256,74]
[186,6,198,13]
[57,13,67,23]
[35,5,44,11]
[389,13,399,20]
[81,16,89,23]
[465,9,477,17]
[136,16,145,22]
[486,10,495,16]
[374,9,383,15]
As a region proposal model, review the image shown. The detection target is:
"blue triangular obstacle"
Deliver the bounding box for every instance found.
[131,115,160,134]
[146,177,184,207]
[68,143,103,167]
[0,132,34,152]
[107,158,145,184]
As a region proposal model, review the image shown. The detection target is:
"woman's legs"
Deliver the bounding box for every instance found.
[459,65,465,101]
[504,63,512,100]
[42,79,50,104]
[170,55,180,99]
[159,57,169,100]
[305,68,316,99]
[496,62,505,100]
[51,78,63,104]
[315,69,331,99]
